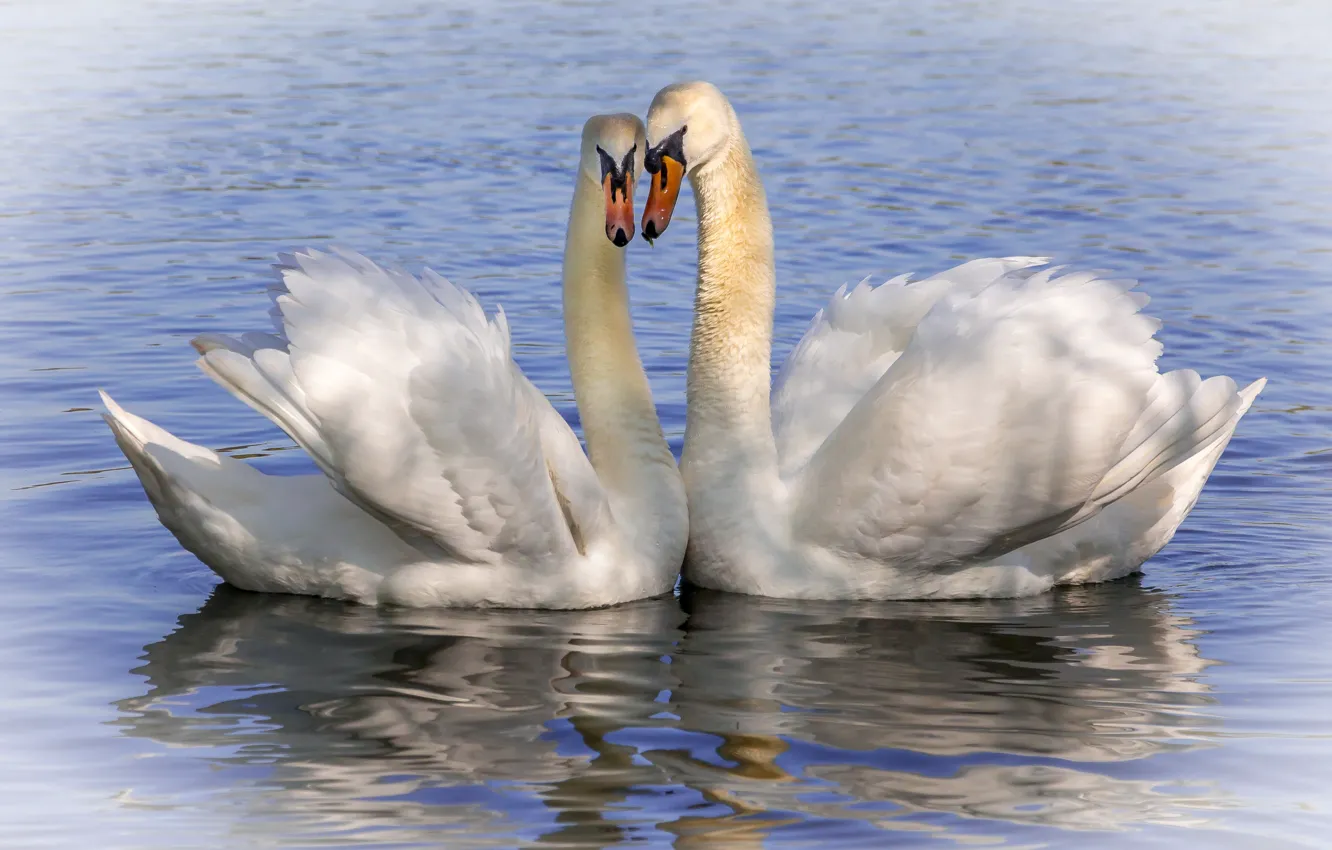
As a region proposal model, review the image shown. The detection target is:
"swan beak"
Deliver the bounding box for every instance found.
[603,173,634,247]
[641,155,683,243]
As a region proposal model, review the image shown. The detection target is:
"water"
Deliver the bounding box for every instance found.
[2,0,1331,846]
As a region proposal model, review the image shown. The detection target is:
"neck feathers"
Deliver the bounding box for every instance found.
[684,129,777,459]
[562,175,674,492]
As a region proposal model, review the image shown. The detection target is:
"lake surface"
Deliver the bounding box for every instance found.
[3,0,1331,846]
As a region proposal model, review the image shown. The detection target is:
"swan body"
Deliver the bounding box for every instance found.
[640,81,1264,600]
[103,114,687,608]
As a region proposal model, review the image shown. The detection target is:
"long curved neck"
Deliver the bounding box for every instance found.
[562,175,676,501]
[682,128,777,473]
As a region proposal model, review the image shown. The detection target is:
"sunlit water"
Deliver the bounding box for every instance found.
[3,0,1331,846]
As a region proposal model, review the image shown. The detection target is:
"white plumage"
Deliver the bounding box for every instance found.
[780,260,1262,596]
[643,81,1263,600]
[196,249,607,571]
[103,115,686,608]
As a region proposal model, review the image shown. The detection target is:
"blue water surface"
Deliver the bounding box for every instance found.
[2,0,1331,846]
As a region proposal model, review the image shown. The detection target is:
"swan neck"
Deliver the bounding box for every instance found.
[563,175,674,498]
[684,130,777,461]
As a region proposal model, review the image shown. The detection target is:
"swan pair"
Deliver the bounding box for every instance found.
[103,83,1263,608]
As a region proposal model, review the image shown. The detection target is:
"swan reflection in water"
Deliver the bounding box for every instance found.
[116,579,1225,846]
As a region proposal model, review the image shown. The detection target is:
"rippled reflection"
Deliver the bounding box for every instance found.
[667,585,1222,838]
[118,579,1222,845]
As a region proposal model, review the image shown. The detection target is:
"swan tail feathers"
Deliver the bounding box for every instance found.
[102,391,202,508]
[99,391,271,555]
[100,392,402,604]
[101,390,219,465]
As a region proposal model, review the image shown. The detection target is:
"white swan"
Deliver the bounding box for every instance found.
[101,113,687,608]
[639,81,1264,600]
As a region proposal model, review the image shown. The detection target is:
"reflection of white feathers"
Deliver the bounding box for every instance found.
[672,589,1214,760]
[805,764,1227,832]
[118,583,1222,842]
[119,593,685,843]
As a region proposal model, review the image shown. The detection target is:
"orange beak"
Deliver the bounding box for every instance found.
[604,172,634,247]
[641,154,684,244]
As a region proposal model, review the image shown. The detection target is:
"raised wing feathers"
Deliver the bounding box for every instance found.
[195,248,607,568]
[771,257,1049,478]
[790,264,1241,572]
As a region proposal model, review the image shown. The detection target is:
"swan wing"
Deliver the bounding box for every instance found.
[790,265,1246,572]
[194,248,610,568]
[772,257,1049,477]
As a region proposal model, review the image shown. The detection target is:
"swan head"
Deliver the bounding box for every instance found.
[580,113,646,247]
[641,81,734,242]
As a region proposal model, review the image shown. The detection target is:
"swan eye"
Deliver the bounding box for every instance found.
[596,145,636,183]
[596,145,632,204]
[596,146,618,180]
[644,126,687,176]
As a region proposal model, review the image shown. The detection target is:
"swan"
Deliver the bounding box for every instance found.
[638,81,1264,600]
[101,113,687,608]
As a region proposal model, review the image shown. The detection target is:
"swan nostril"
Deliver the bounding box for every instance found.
[644,220,658,240]
[612,229,628,247]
